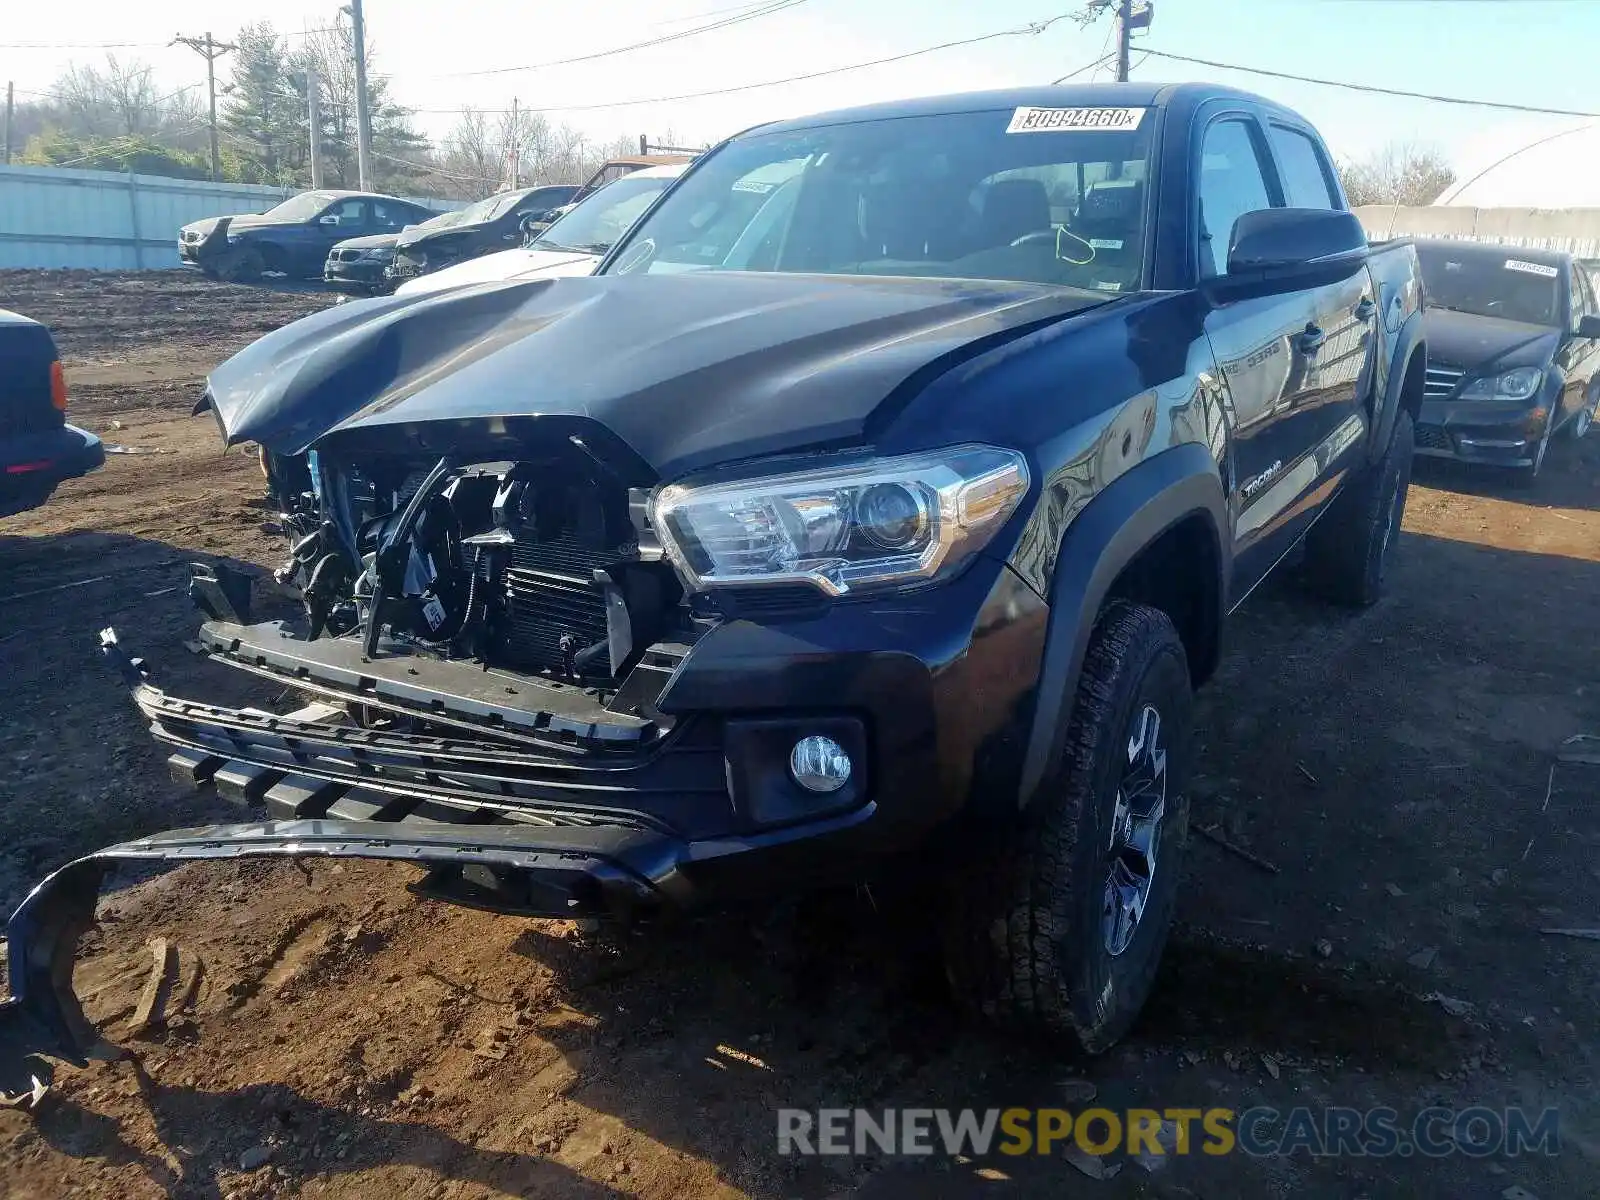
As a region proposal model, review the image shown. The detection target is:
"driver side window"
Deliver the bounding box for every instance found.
[1197,118,1277,278]
[327,198,368,228]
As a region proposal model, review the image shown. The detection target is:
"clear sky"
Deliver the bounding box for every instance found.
[5,0,1599,178]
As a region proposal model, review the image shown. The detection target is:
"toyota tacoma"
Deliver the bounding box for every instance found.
[1,84,1425,1066]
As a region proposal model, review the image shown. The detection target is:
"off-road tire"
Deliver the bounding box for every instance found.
[1303,409,1413,607]
[944,601,1192,1052]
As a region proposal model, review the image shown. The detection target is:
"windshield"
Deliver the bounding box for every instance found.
[260,191,337,222]
[532,174,675,254]
[602,108,1155,290]
[1417,245,1561,326]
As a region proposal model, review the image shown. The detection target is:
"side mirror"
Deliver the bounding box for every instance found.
[318,214,340,227]
[1208,208,1368,300]
[1577,314,1600,339]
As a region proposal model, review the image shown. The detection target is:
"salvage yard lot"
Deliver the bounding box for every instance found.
[0,269,1596,1199]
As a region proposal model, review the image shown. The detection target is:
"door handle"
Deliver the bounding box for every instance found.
[1353,297,1377,322]
[1298,323,1326,354]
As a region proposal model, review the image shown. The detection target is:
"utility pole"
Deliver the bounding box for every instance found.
[174,32,235,181]
[347,0,373,190]
[1114,0,1132,82]
[509,97,520,189]
[3,83,13,166]
[307,65,325,188]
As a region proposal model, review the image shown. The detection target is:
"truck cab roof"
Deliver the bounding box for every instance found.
[752,82,1312,137]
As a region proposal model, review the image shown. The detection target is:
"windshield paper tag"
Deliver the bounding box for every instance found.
[1007,106,1146,133]
[1505,258,1558,278]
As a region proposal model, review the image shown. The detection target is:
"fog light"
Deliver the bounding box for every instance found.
[789,735,852,793]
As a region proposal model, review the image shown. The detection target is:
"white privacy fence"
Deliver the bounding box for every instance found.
[0,164,461,270]
[1355,204,1600,265]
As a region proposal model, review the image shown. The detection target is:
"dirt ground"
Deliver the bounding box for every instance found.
[0,270,1596,1200]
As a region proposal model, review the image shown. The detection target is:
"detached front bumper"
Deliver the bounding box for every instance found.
[1416,397,1551,466]
[0,815,692,1076]
[0,556,1047,1071]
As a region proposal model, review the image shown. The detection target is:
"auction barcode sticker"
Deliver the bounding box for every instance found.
[1505,258,1559,278]
[1007,106,1146,133]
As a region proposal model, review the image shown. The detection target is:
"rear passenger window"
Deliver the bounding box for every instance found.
[1198,119,1276,278]
[1270,126,1339,209]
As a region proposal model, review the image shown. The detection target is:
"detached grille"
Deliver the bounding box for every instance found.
[1424,364,1465,401]
[1415,423,1452,452]
[498,533,613,676]
[334,248,363,263]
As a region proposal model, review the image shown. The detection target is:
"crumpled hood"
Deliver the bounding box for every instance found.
[202,271,1108,478]
[1423,308,1559,373]
[395,221,481,251]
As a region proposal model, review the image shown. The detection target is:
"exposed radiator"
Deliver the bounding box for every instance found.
[496,532,613,676]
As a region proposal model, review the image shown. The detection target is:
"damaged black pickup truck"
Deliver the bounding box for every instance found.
[3,83,1427,1066]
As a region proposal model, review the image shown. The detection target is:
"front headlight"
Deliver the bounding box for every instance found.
[1459,366,1544,401]
[651,445,1030,597]
[363,248,394,261]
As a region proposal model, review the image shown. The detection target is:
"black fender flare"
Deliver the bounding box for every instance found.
[1017,442,1229,809]
[1368,311,1425,460]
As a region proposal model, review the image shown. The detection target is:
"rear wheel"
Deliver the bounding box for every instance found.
[944,601,1192,1052]
[1303,409,1413,607]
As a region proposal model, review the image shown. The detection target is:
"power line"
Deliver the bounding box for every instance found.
[0,40,166,50]
[433,0,811,78]
[416,14,1077,114]
[1141,48,1600,118]
[1052,51,1118,84]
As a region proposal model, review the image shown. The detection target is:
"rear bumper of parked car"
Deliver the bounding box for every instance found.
[0,424,104,518]
[1415,397,1552,467]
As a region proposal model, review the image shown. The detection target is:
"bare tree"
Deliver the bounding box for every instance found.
[49,55,200,140]
[441,107,504,198]
[1338,143,1456,207]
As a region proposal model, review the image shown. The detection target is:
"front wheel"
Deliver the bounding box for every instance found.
[1567,387,1596,441]
[220,246,264,284]
[944,601,1192,1052]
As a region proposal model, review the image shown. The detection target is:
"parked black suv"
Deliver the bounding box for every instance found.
[1411,238,1600,478]
[4,83,1426,1065]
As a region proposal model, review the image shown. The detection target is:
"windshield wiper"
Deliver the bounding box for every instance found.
[534,240,586,254]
